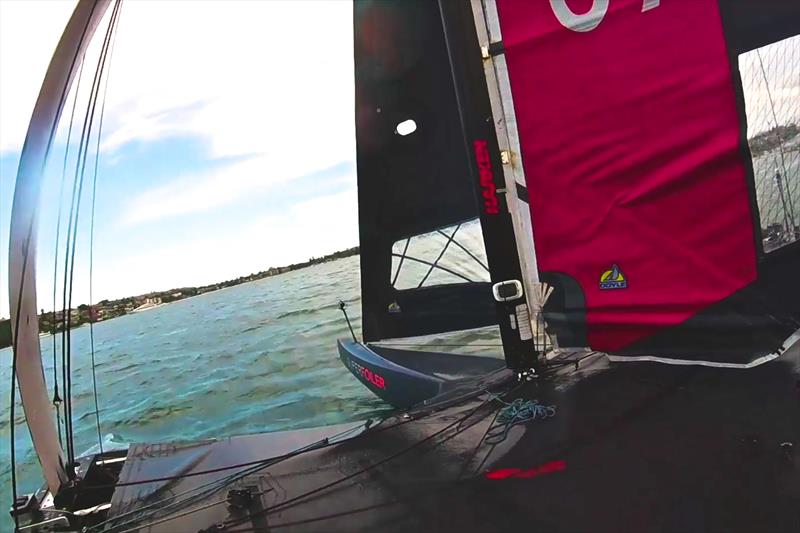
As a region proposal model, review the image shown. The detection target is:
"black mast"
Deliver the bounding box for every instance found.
[437,0,539,371]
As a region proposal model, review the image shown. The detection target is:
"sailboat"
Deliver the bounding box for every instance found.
[8,0,800,531]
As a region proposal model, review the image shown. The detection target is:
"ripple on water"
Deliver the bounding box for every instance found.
[0,255,481,529]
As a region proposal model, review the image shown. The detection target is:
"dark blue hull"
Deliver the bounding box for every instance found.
[337,339,507,408]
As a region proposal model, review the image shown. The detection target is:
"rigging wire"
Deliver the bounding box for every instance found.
[9,1,105,527]
[390,254,474,284]
[52,56,88,450]
[418,223,461,288]
[108,412,463,533]
[113,497,238,533]
[457,405,504,480]
[90,381,499,532]
[90,380,515,532]
[218,386,513,531]
[235,481,464,531]
[392,221,488,289]
[211,383,524,533]
[9,315,23,533]
[62,0,122,470]
[84,421,377,532]
[85,419,389,495]
[372,343,502,347]
[87,0,121,458]
[391,237,411,286]
[756,49,796,229]
[8,212,48,532]
[438,228,489,271]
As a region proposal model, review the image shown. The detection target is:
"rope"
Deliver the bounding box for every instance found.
[92,382,515,532]
[8,3,106,529]
[62,0,122,470]
[9,3,103,528]
[86,0,121,459]
[484,397,556,445]
[218,385,517,530]
[52,53,87,451]
[83,421,376,532]
[372,343,502,347]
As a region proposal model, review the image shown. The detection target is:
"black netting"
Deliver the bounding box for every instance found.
[740,35,800,252]
[390,219,489,290]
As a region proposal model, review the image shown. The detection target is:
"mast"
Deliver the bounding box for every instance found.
[9,0,112,494]
[469,0,546,332]
[353,1,513,345]
[436,0,540,371]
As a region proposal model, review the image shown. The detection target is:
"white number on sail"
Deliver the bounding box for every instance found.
[549,0,609,32]
[549,0,661,32]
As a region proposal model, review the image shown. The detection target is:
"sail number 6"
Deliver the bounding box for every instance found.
[549,0,660,32]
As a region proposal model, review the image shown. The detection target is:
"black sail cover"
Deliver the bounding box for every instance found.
[354,1,497,342]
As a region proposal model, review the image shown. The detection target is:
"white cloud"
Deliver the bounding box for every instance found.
[119,154,310,226]
[0,0,78,152]
[101,0,355,157]
[103,0,355,224]
[0,0,359,317]
[95,187,359,301]
[740,35,800,135]
[2,1,355,157]
[2,0,356,225]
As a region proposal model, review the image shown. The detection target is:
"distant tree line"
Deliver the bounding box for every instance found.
[0,246,360,349]
[749,123,799,158]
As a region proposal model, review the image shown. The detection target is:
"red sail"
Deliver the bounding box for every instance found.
[494,0,757,351]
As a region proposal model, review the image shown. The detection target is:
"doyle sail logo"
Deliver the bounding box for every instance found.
[599,264,627,290]
[473,140,500,215]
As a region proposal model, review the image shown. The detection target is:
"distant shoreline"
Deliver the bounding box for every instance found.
[0,246,359,349]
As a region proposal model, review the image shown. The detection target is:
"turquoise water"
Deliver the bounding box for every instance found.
[0,255,394,525]
[2,147,794,529]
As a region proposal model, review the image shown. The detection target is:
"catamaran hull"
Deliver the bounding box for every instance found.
[22,341,797,532]
[337,339,507,408]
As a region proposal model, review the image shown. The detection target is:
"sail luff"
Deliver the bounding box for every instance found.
[436,0,540,370]
[470,0,547,335]
[9,0,112,494]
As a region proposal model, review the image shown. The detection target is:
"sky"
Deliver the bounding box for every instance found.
[0,0,359,318]
[0,2,797,320]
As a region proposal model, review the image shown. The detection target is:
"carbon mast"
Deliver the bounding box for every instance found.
[436,0,541,371]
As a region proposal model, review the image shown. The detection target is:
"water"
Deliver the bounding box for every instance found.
[3,148,794,528]
[752,143,800,233]
[0,252,502,529]
[0,255,391,526]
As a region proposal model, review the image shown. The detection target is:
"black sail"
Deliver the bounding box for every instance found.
[353,0,496,343]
